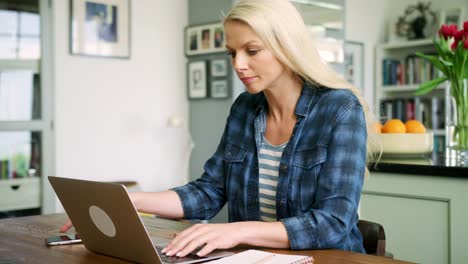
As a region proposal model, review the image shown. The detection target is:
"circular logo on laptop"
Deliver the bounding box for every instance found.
[89,205,116,237]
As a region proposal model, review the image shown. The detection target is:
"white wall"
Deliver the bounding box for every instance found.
[345,0,389,111]
[52,0,188,211]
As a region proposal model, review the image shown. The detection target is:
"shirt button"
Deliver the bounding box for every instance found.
[280,164,288,170]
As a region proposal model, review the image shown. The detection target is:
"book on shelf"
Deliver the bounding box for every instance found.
[379,99,392,122]
[382,54,440,86]
[0,160,10,180]
[392,99,405,121]
[379,97,444,129]
[379,98,412,123]
[416,98,432,128]
[406,98,415,120]
[207,249,313,264]
[431,97,445,130]
[434,136,446,153]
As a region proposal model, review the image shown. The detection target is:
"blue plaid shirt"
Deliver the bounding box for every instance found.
[173,83,366,253]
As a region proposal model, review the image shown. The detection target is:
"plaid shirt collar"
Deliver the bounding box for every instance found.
[253,82,319,118]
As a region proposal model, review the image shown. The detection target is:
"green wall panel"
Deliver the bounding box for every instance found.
[362,172,468,264]
[361,192,449,264]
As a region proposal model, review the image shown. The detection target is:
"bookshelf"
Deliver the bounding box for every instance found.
[0,1,54,216]
[375,39,448,153]
[0,59,44,216]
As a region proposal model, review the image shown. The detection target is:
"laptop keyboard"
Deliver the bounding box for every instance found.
[155,245,208,264]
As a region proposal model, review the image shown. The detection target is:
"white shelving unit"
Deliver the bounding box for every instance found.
[0,59,45,214]
[0,0,55,215]
[375,39,448,152]
[0,178,41,212]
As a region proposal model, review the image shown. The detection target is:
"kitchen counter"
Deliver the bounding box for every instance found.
[368,152,468,178]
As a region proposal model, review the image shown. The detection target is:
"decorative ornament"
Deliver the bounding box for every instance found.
[396,2,438,40]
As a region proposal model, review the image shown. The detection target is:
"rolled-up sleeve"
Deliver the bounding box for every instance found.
[171,119,229,220]
[281,101,367,250]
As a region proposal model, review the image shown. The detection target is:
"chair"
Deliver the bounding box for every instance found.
[357,219,393,258]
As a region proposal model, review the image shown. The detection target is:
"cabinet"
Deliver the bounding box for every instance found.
[361,172,468,264]
[0,178,40,211]
[375,39,447,152]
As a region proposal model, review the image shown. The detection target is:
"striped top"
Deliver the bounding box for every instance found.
[258,136,287,222]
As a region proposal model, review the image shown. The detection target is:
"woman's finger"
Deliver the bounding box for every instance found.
[176,234,215,257]
[164,224,206,256]
[60,219,73,233]
[195,241,218,257]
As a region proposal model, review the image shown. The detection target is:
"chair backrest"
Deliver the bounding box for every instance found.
[357,219,387,256]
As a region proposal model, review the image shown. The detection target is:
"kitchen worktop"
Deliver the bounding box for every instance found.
[368,152,468,178]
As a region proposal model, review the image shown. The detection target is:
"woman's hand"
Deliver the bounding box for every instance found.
[161,222,244,257]
[60,219,73,233]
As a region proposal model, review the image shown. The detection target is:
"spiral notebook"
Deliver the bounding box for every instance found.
[206,249,313,264]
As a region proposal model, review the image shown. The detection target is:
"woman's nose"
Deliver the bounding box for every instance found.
[233,54,248,72]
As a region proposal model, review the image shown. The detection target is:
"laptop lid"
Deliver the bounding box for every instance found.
[49,176,161,263]
[48,176,234,264]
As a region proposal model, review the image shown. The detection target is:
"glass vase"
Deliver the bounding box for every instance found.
[445,80,468,162]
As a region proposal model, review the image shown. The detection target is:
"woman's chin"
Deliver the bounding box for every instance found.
[244,84,264,94]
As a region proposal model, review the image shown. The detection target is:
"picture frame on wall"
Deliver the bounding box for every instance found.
[70,0,130,58]
[210,59,228,77]
[441,8,465,28]
[185,22,225,56]
[188,61,207,99]
[344,41,364,90]
[210,80,229,99]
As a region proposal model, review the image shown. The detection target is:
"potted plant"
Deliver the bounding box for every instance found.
[415,22,468,160]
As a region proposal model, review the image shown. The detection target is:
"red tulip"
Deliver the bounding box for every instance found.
[449,24,459,36]
[454,30,465,41]
[439,25,449,39]
[464,21,468,33]
[451,40,458,50]
[439,24,458,39]
[464,39,468,49]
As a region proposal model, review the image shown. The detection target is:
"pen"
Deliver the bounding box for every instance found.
[253,254,275,264]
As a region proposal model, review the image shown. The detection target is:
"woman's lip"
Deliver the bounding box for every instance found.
[240,76,256,84]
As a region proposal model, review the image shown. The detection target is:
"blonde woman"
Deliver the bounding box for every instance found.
[62,0,378,257]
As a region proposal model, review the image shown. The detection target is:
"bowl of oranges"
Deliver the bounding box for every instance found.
[375,119,433,155]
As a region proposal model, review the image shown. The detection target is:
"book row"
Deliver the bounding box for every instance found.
[379,97,445,130]
[382,55,441,86]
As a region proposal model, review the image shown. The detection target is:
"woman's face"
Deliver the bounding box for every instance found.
[224,21,290,94]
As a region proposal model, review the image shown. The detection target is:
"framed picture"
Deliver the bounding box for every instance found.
[185,22,225,56]
[210,59,228,77]
[344,41,364,90]
[188,61,207,99]
[70,0,130,58]
[210,80,229,99]
[441,8,465,28]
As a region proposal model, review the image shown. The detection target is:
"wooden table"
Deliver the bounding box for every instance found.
[0,214,413,264]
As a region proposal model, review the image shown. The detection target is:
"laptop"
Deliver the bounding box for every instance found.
[48,176,234,264]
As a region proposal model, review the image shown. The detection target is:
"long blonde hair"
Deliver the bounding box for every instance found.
[224,0,380,171]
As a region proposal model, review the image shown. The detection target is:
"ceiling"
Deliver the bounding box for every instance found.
[291,0,344,29]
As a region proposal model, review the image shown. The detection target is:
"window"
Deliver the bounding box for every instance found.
[0,10,41,59]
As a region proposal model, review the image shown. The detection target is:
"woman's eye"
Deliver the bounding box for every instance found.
[227,51,236,58]
[247,50,259,55]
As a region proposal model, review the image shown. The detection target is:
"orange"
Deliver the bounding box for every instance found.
[405,120,426,133]
[382,119,406,133]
